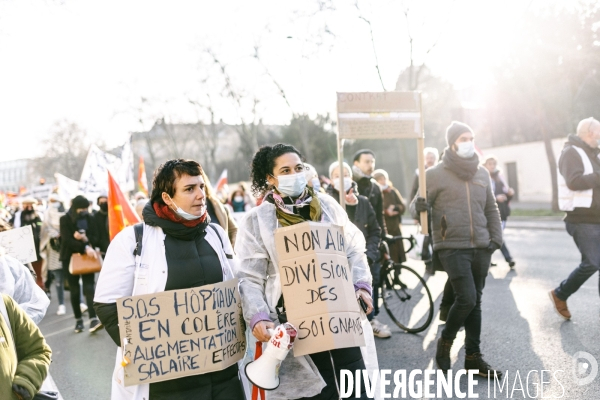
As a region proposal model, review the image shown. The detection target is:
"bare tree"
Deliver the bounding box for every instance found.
[33,120,90,180]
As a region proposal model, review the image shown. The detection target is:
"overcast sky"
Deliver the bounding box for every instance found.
[0,0,546,162]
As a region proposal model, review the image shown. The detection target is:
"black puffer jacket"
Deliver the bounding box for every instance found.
[354,176,386,238]
[327,186,381,264]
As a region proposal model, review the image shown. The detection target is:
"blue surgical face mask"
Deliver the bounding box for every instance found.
[311,178,321,191]
[274,172,307,197]
[167,195,204,220]
[456,141,475,158]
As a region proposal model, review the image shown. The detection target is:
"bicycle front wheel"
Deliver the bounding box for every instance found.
[381,263,434,333]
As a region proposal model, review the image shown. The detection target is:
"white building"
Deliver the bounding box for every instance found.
[480,138,566,205]
[0,159,33,193]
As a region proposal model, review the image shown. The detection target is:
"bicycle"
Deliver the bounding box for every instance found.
[377,235,434,333]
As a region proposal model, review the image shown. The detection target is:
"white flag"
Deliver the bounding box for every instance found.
[78,137,134,201]
[54,173,82,205]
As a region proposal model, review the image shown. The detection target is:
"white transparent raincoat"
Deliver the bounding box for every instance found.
[0,254,50,324]
[236,192,381,399]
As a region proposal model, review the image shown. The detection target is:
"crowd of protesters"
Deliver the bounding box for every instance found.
[4,116,600,399]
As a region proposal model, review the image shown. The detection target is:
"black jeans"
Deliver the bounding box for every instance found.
[368,261,381,320]
[438,248,491,355]
[62,259,97,320]
[555,222,600,300]
[299,347,368,399]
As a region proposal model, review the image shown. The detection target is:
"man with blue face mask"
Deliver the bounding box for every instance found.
[410,121,503,377]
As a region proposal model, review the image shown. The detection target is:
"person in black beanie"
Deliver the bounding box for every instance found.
[410,121,503,377]
[59,195,101,333]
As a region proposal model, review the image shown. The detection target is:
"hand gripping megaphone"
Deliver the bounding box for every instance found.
[245,323,297,391]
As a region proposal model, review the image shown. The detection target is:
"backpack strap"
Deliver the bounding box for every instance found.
[133,223,144,257]
[208,224,233,259]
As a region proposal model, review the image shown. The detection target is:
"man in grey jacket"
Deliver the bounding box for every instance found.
[411,121,503,377]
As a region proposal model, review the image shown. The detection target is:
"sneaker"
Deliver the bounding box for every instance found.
[435,337,453,371]
[370,319,391,338]
[508,261,516,268]
[89,318,104,333]
[80,303,88,314]
[57,305,66,315]
[465,353,503,379]
[74,319,84,333]
[439,305,450,322]
[548,290,571,320]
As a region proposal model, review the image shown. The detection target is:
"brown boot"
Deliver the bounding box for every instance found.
[549,290,571,320]
[435,337,453,372]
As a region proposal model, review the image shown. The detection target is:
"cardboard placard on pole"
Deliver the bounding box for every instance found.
[274,222,365,356]
[116,279,246,386]
[335,91,428,233]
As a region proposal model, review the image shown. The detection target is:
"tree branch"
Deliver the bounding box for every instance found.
[355,1,386,91]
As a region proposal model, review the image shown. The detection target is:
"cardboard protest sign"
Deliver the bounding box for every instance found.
[116,279,246,386]
[336,92,423,140]
[274,222,365,357]
[0,225,37,264]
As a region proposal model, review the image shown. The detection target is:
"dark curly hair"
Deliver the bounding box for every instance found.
[250,144,304,196]
[151,159,203,205]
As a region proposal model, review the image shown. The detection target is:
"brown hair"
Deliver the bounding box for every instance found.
[150,159,203,205]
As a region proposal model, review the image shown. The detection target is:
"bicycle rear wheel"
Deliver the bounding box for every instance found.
[381,263,434,333]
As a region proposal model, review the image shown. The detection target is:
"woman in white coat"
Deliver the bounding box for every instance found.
[94,159,244,400]
[236,144,379,399]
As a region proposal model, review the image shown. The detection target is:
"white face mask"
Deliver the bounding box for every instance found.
[233,196,244,202]
[274,172,307,197]
[456,141,475,158]
[380,184,389,190]
[51,202,61,209]
[333,177,353,193]
[167,195,204,220]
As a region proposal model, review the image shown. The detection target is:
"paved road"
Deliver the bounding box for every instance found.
[39,223,600,399]
[375,224,600,399]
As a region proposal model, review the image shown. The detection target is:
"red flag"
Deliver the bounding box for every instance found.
[215,169,227,192]
[138,156,149,196]
[108,170,140,241]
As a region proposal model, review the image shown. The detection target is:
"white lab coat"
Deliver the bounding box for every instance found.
[94,222,237,400]
[0,254,49,324]
[235,192,381,399]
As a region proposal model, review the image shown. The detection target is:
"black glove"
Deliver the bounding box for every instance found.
[414,197,429,213]
[486,241,501,252]
[12,384,31,400]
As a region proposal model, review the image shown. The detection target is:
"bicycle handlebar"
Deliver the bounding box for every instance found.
[382,235,416,254]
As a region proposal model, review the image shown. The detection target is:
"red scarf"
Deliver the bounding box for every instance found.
[152,202,208,228]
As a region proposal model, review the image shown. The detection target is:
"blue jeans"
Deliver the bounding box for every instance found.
[554,222,600,301]
[439,248,491,355]
[499,220,513,262]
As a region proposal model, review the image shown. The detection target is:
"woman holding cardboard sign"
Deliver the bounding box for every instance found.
[236,144,379,399]
[93,160,243,400]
